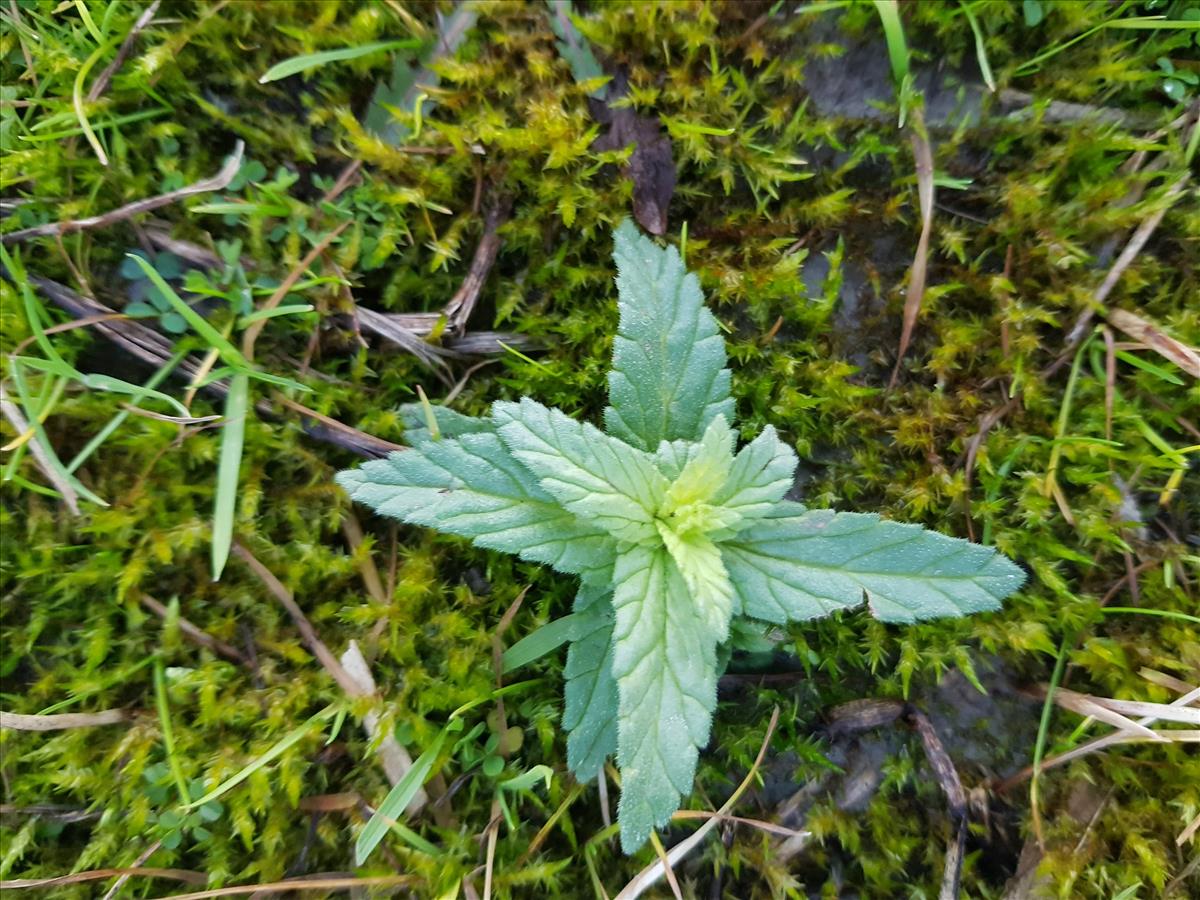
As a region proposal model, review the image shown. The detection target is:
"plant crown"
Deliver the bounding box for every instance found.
[337,220,1025,853]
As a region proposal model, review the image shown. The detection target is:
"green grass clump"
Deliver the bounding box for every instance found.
[2,1,1197,897]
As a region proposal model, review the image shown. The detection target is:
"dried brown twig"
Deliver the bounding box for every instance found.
[2,141,244,244]
[100,839,164,900]
[143,874,415,899]
[889,108,935,390]
[232,543,361,698]
[998,88,1157,129]
[0,867,204,892]
[443,197,511,333]
[232,543,424,809]
[615,707,782,900]
[1057,173,1191,359]
[352,306,458,375]
[86,0,162,102]
[137,592,248,667]
[1106,307,1200,379]
[0,270,399,458]
[781,699,973,898]
[906,709,968,900]
[958,169,1193,490]
[270,393,405,456]
[351,197,514,373]
[994,686,1200,794]
[0,709,129,731]
[0,388,80,514]
[0,804,101,824]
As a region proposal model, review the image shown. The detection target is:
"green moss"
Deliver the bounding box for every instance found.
[2,0,1197,896]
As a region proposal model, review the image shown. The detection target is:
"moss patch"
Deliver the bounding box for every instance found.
[2,1,1197,896]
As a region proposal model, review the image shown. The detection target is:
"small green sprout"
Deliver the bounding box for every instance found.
[337,221,1025,854]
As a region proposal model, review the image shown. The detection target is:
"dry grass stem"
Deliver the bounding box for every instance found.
[2,142,245,244]
[0,709,129,730]
[615,707,781,900]
[86,0,162,102]
[0,390,80,513]
[889,109,935,390]
[0,866,204,891]
[138,592,249,666]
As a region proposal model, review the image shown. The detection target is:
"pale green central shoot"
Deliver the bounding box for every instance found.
[651,417,740,638]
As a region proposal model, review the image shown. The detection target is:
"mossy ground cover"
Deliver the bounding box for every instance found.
[1,1,1197,897]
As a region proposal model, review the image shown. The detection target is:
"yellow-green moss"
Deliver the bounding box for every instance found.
[2,1,1197,897]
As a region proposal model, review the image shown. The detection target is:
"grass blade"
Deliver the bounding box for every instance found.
[1113,349,1185,385]
[67,351,188,473]
[7,363,107,507]
[1030,636,1070,846]
[237,304,314,326]
[73,39,118,166]
[501,613,582,674]
[74,0,105,44]
[183,705,337,810]
[1103,16,1200,29]
[388,822,440,856]
[1102,608,1200,626]
[871,0,910,86]
[356,726,452,865]
[154,657,192,806]
[124,254,246,366]
[960,2,996,93]
[1043,334,1093,498]
[212,372,249,581]
[260,40,420,84]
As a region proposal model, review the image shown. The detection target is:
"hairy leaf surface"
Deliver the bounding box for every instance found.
[605,220,733,450]
[659,415,734,513]
[723,502,1026,624]
[610,546,719,852]
[563,583,618,782]
[398,402,492,442]
[711,425,797,532]
[336,220,1027,859]
[656,527,735,639]
[493,398,667,545]
[335,433,615,584]
[654,438,696,479]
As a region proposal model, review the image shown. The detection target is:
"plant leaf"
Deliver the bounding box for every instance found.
[604,219,734,451]
[655,527,734,641]
[398,402,493,442]
[212,372,249,581]
[610,546,719,852]
[711,425,798,531]
[260,40,420,84]
[721,502,1026,624]
[493,397,667,545]
[563,583,618,782]
[502,612,582,674]
[654,438,696,479]
[336,431,616,585]
[659,415,734,514]
[355,721,452,865]
[546,0,606,95]
[364,8,477,143]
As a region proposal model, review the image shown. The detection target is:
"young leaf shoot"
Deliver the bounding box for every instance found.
[337,220,1025,854]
